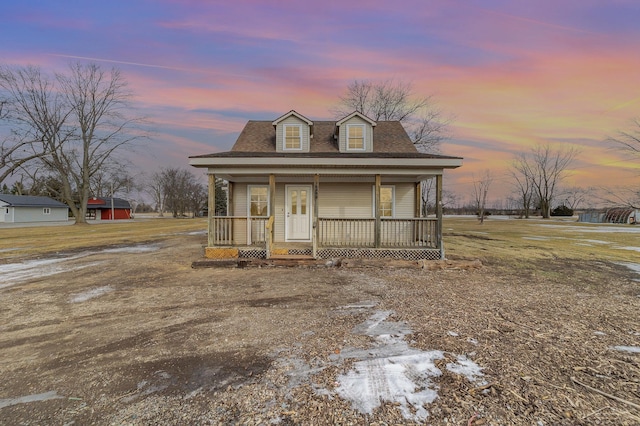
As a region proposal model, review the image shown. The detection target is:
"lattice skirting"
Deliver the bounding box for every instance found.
[238,249,267,258]
[234,248,441,260]
[318,248,441,261]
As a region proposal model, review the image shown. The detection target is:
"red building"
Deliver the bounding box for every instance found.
[86,197,132,220]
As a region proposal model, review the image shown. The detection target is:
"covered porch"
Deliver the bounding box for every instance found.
[204,172,446,261]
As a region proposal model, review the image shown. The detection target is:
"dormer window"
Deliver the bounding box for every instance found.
[284,124,302,150]
[347,124,365,150]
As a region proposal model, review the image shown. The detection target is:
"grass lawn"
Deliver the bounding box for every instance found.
[0,217,207,260]
[444,215,640,264]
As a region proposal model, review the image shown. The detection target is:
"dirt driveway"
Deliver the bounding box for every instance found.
[1,232,639,425]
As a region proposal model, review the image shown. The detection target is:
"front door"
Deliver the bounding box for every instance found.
[286,185,311,241]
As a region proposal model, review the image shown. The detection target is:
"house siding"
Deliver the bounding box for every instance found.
[275,116,311,153]
[228,180,416,245]
[1,206,68,223]
[338,116,373,153]
[319,182,414,218]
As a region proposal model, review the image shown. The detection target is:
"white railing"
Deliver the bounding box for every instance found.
[210,216,438,249]
[380,218,437,248]
[209,216,268,246]
[318,218,375,247]
[318,217,438,248]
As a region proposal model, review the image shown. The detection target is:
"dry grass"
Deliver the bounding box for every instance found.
[0,217,207,261]
[2,215,638,265]
[444,216,640,264]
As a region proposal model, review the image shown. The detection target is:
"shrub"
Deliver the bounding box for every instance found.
[551,205,574,216]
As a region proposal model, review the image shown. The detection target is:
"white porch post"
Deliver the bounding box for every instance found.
[436,174,444,259]
[208,173,215,247]
[375,174,381,248]
[313,174,319,258]
[227,181,233,216]
[415,181,422,218]
[267,174,276,258]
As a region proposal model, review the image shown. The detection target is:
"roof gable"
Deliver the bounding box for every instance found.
[0,194,68,208]
[271,110,313,126]
[229,120,417,154]
[87,197,131,209]
[336,111,377,127]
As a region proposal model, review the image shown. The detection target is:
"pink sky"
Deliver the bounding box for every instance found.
[2,0,639,206]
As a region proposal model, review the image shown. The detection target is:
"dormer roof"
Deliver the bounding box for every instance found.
[271,110,313,126]
[335,111,377,127]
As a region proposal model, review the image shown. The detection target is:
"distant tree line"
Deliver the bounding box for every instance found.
[0,62,143,223]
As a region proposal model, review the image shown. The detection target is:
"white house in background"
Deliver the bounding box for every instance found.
[0,195,69,223]
[190,110,463,261]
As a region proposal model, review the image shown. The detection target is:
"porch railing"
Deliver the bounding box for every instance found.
[209,216,268,246]
[318,217,438,248]
[209,216,438,249]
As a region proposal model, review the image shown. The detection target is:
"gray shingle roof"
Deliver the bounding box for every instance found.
[87,197,131,209]
[0,195,68,208]
[230,120,417,153]
[191,120,461,161]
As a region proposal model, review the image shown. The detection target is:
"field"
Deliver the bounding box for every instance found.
[0,216,639,425]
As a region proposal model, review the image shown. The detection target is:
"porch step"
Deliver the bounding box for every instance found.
[269,254,315,260]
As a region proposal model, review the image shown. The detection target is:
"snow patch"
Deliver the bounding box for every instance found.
[70,285,114,303]
[0,391,63,408]
[613,246,640,253]
[616,262,640,282]
[334,311,484,422]
[610,346,640,354]
[0,243,160,289]
[522,236,550,241]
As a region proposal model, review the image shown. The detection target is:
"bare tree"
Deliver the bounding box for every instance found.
[420,178,435,216]
[0,65,70,185]
[333,79,452,153]
[0,63,142,223]
[148,168,209,218]
[510,144,579,219]
[510,153,535,218]
[606,119,640,207]
[558,186,592,210]
[472,170,493,224]
[55,63,141,223]
[148,170,168,216]
[608,118,640,160]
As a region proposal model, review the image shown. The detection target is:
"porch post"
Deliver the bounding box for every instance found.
[415,181,422,218]
[208,173,215,247]
[436,174,444,259]
[375,174,381,248]
[268,174,276,256]
[313,174,319,258]
[227,181,234,216]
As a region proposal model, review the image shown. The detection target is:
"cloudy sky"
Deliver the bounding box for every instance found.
[2,0,639,204]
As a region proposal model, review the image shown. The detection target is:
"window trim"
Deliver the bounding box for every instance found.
[283,124,303,151]
[346,124,366,151]
[43,207,51,215]
[247,185,270,217]
[371,185,395,218]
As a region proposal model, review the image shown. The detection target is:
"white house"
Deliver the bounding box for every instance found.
[0,195,69,223]
[190,110,463,260]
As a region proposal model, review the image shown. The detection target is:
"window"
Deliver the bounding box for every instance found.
[248,186,269,216]
[43,208,51,215]
[284,124,302,150]
[372,186,395,217]
[347,124,365,150]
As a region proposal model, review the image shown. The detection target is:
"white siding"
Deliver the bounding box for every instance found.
[228,180,417,244]
[6,206,68,223]
[394,183,415,218]
[275,116,311,153]
[338,116,373,153]
[318,183,372,217]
